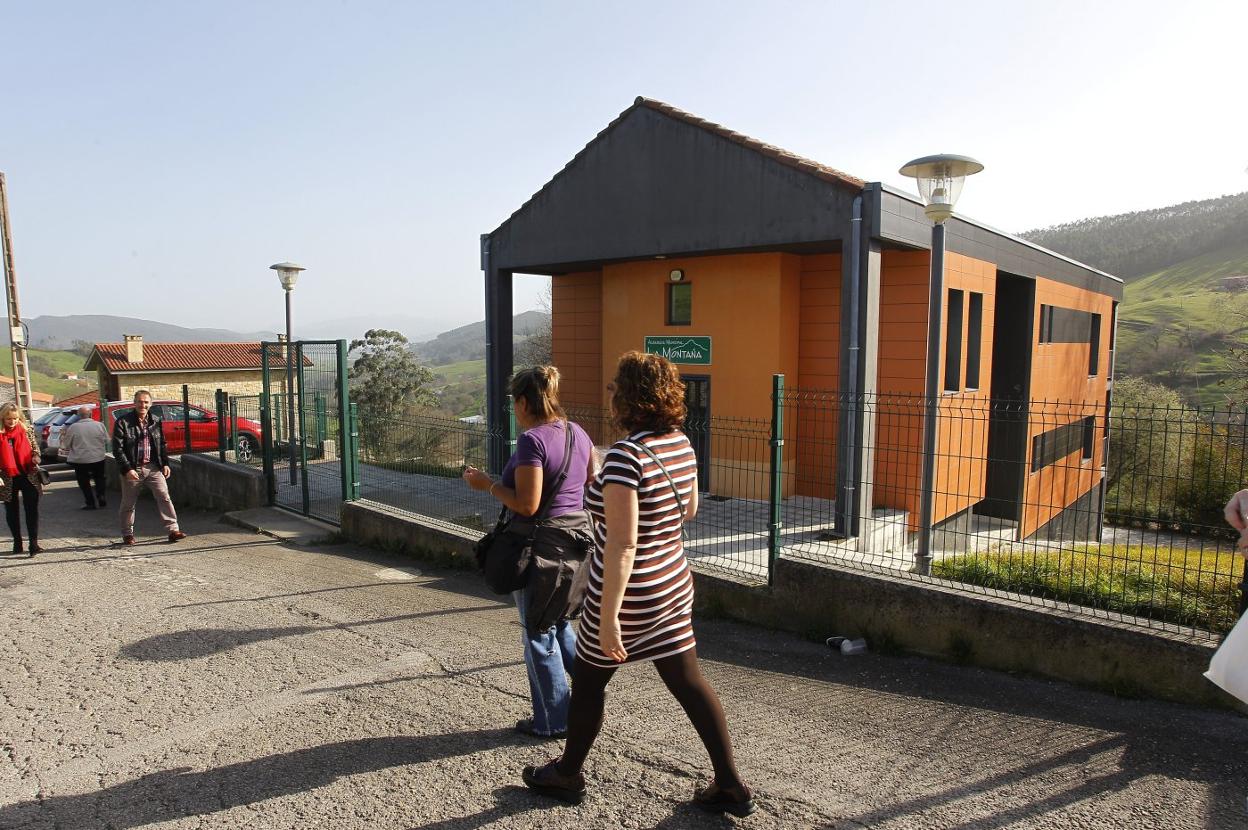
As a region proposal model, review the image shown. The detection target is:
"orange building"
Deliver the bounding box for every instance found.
[481,98,1121,545]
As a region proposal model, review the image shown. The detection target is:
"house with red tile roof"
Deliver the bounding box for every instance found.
[53,389,101,409]
[1,375,55,409]
[83,335,289,406]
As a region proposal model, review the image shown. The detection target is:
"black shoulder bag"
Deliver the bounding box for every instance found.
[474,423,576,595]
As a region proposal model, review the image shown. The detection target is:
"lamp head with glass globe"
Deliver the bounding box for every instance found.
[898,154,984,224]
[270,262,306,291]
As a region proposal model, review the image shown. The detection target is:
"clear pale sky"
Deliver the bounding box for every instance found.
[2,0,1244,336]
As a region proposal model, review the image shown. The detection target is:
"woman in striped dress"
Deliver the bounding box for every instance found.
[523,351,754,816]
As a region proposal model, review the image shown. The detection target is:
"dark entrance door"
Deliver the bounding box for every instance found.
[979,273,1034,522]
[683,375,711,492]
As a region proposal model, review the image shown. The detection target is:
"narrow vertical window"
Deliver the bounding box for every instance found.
[667,282,692,325]
[1088,313,1101,375]
[944,288,964,393]
[965,292,983,390]
[1082,416,1095,461]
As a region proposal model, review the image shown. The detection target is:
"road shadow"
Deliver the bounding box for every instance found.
[690,620,1248,830]
[0,730,532,830]
[120,604,501,662]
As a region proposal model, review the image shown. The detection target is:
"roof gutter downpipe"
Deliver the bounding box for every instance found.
[838,194,863,537]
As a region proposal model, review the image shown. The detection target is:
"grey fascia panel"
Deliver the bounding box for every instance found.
[874,183,1123,299]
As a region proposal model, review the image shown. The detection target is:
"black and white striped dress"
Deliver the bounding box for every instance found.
[579,430,697,667]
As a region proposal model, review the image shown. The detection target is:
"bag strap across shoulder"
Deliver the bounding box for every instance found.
[624,434,690,538]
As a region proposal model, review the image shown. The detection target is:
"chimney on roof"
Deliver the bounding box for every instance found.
[124,334,143,363]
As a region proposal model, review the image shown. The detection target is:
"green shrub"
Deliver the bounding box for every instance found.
[933,544,1243,634]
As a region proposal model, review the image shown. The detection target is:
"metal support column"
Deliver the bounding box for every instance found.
[768,373,785,586]
[916,222,947,574]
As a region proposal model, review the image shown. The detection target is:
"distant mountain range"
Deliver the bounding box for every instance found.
[14,310,551,369]
[412,310,550,365]
[15,313,458,351]
[19,315,277,350]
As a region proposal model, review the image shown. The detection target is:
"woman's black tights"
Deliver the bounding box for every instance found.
[555,648,743,789]
[5,474,39,544]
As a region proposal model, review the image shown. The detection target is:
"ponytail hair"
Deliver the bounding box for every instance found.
[510,365,565,421]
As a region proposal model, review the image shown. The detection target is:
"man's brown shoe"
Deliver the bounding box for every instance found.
[168,531,187,542]
[122,535,135,546]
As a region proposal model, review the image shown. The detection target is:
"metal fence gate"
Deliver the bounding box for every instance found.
[261,339,359,523]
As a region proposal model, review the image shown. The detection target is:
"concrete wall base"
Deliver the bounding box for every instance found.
[332,500,1234,708]
[695,556,1235,708]
[103,454,265,513]
[341,501,479,571]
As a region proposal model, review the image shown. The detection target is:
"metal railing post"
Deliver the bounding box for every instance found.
[229,397,239,459]
[315,393,327,449]
[336,339,352,503]
[261,346,275,504]
[215,389,227,462]
[296,343,310,515]
[768,373,785,586]
[507,394,517,459]
[348,401,361,500]
[181,384,192,454]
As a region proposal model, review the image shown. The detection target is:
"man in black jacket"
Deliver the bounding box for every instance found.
[113,389,186,545]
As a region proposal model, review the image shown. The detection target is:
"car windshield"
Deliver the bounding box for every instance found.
[51,412,75,425]
[34,411,61,425]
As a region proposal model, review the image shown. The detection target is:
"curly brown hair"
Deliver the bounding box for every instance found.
[610,351,686,433]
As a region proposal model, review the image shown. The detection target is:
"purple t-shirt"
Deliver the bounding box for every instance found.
[501,419,591,518]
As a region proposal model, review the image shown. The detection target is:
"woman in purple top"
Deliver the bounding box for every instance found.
[463,366,595,738]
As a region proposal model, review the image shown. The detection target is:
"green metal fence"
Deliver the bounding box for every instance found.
[343,379,1245,639]
[260,340,356,523]
[354,408,503,533]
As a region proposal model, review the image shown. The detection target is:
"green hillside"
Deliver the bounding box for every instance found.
[430,358,486,417]
[1116,240,1248,405]
[22,348,96,401]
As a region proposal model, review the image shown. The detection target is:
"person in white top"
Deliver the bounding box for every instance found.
[60,406,109,510]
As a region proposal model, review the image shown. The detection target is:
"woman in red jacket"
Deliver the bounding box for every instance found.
[0,402,43,556]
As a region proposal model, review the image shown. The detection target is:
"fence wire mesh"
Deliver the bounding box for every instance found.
[262,341,349,524]
[353,408,502,534]
[345,388,1245,638]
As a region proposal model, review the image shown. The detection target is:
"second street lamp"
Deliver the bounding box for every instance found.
[897,154,984,574]
[271,262,305,486]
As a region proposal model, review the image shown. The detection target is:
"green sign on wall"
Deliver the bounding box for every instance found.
[644,336,712,365]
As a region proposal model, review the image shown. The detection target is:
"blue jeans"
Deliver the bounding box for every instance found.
[514,587,577,734]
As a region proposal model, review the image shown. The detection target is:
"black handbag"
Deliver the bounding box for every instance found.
[474,423,576,595]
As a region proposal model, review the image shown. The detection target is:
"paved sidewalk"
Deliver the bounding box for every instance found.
[1,471,1246,829]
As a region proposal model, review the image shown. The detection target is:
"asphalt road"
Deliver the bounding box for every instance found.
[2,471,1247,829]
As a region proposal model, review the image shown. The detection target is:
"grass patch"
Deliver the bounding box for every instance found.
[932,544,1242,634]
[25,348,97,401]
[430,358,486,383]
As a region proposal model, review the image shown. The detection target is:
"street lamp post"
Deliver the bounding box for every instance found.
[271,262,305,486]
[897,154,984,574]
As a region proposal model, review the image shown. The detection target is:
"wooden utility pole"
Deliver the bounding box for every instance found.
[0,172,34,417]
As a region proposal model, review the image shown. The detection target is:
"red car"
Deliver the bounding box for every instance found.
[55,400,263,464]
